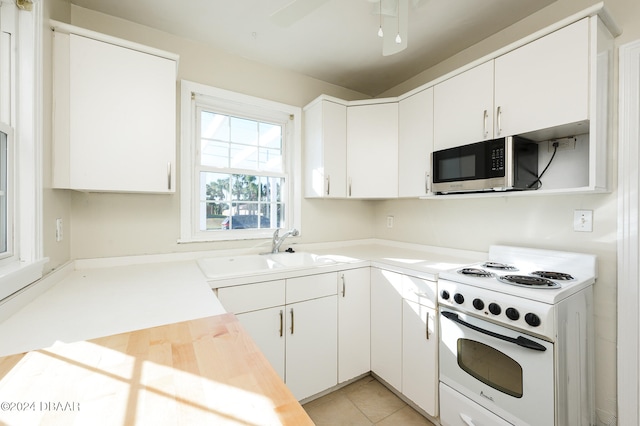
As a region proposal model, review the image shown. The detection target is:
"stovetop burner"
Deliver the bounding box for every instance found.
[530,271,574,281]
[458,268,495,278]
[482,261,518,271]
[497,274,560,289]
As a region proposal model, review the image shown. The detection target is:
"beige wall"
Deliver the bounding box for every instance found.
[40,0,637,423]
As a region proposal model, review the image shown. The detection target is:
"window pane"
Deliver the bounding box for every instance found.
[0,131,6,254]
[201,172,230,202]
[202,201,230,231]
[230,144,258,170]
[230,116,258,145]
[259,122,281,149]
[201,140,229,168]
[259,148,282,172]
[200,111,229,141]
[231,174,259,201]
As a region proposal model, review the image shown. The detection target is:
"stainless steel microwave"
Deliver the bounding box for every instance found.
[431,136,539,194]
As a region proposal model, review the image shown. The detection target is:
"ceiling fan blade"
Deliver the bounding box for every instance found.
[270,0,331,27]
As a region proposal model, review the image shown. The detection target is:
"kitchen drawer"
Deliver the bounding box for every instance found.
[402,275,437,309]
[440,383,514,426]
[217,280,285,314]
[286,273,338,304]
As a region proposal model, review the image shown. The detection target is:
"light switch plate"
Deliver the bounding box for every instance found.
[574,210,593,232]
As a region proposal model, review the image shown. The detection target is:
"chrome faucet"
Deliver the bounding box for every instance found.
[271,228,299,253]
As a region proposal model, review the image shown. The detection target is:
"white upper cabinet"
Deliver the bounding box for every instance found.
[52,24,178,193]
[399,87,434,197]
[494,18,590,138]
[347,102,398,198]
[433,61,494,151]
[303,98,347,198]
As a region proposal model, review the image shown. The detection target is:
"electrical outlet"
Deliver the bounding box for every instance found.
[386,216,394,228]
[549,137,577,152]
[573,210,593,232]
[56,218,63,242]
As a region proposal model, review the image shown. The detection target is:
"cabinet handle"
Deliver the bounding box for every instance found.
[279,309,284,337]
[483,109,489,138]
[348,177,352,197]
[425,172,430,195]
[460,413,477,426]
[290,308,295,334]
[341,274,346,297]
[426,312,430,340]
[496,106,502,135]
[167,162,172,190]
[326,175,330,196]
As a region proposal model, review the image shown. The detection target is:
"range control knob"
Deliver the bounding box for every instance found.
[453,293,465,304]
[525,313,541,327]
[506,307,520,321]
[488,303,501,315]
[472,299,484,310]
[441,290,450,300]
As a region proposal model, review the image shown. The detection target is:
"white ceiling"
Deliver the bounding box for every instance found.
[70,0,556,97]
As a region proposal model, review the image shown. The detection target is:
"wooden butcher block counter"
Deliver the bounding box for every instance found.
[0,313,313,425]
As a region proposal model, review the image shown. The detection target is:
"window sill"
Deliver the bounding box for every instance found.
[178,229,280,244]
[0,258,48,302]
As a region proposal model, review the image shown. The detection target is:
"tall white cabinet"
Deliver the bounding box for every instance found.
[52,23,178,193]
[399,88,434,197]
[303,97,347,198]
[347,102,399,198]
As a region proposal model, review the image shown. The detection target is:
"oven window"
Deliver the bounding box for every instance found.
[458,339,523,398]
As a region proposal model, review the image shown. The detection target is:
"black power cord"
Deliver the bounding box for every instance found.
[528,141,560,189]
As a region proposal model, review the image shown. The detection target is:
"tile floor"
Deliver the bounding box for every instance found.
[302,375,436,426]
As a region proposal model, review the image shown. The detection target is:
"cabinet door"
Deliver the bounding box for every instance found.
[236,307,286,380]
[304,99,347,198]
[60,33,176,192]
[285,296,338,400]
[494,18,589,137]
[370,268,403,390]
[434,61,494,150]
[399,88,434,197]
[402,300,438,416]
[338,268,371,383]
[347,103,398,198]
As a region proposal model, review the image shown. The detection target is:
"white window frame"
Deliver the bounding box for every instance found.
[179,80,301,243]
[0,0,46,302]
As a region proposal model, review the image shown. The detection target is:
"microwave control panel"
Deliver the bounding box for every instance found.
[490,145,505,172]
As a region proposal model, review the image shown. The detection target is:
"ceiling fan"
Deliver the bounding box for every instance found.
[270,0,427,56]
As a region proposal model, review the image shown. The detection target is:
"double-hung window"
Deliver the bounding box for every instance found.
[180,81,301,242]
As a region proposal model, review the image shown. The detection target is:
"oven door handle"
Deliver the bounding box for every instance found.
[442,311,547,352]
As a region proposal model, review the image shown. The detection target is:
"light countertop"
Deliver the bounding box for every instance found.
[0,260,224,357]
[0,240,485,357]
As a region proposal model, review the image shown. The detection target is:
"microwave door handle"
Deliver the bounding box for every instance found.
[441,311,547,351]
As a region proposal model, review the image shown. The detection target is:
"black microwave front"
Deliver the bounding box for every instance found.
[431,136,539,194]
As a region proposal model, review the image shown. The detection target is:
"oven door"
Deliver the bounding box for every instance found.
[439,307,554,426]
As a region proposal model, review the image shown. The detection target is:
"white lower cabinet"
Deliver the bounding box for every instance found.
[370,268,403,390]
[219,266,437,414]
[402,299,438,417]
[285,295,337,400]
[371,268,439,417]
[217,273,338,401]
[338,268,371,383]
